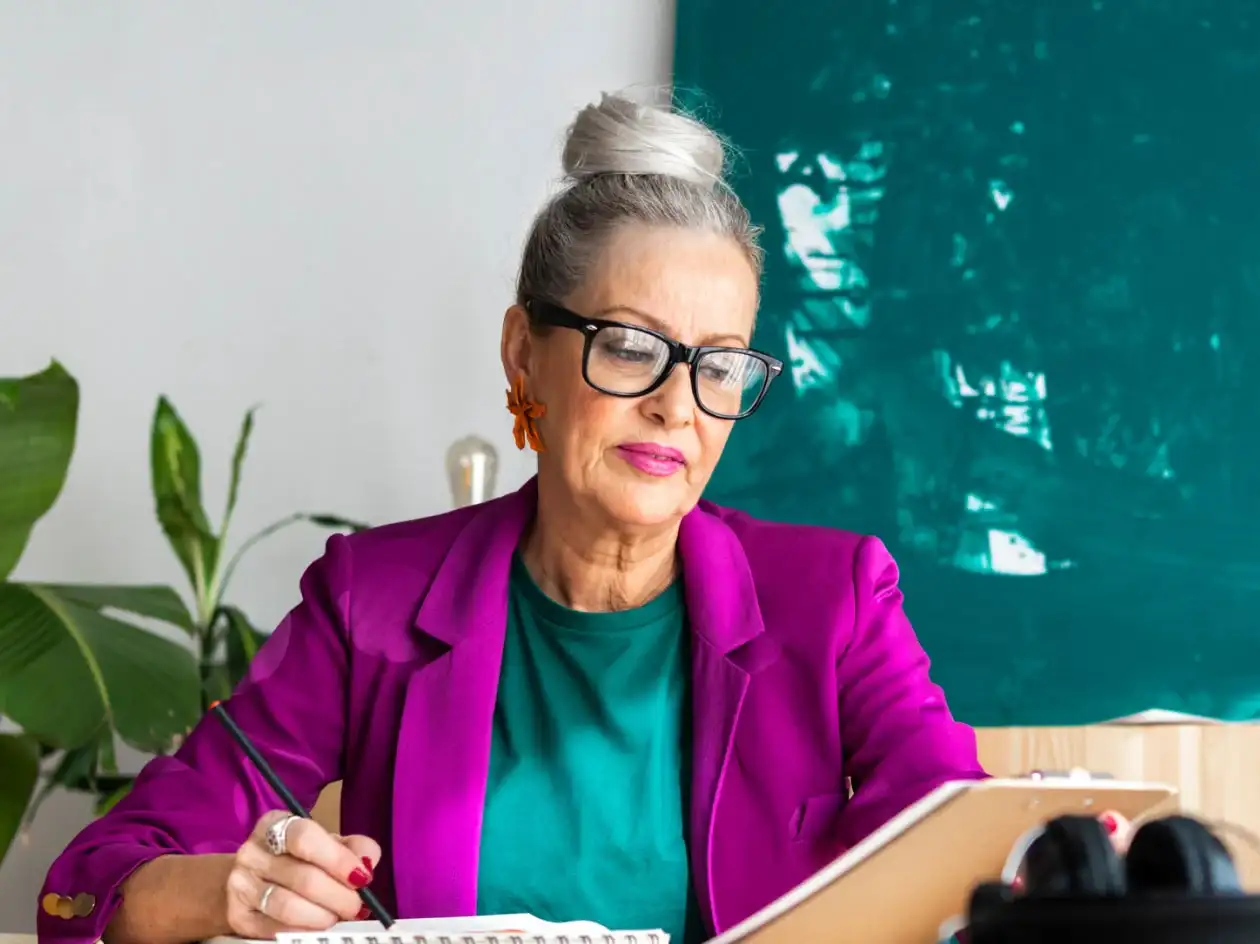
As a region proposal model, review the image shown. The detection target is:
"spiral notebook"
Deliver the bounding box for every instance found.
[264,914,667,944]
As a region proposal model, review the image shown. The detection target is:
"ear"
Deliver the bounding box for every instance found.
[500,304,533,383]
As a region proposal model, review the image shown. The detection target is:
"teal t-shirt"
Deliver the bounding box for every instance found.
[477,553,702,943]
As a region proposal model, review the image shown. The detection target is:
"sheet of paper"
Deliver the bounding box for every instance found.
[214,914,609,944]
[1101,707,1224,725]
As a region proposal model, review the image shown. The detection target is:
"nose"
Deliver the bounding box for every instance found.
[640,363,695,429]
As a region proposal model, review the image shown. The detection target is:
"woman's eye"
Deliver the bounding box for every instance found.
[610,345,656,362]
[702,353,750,386]
[599,330,660,362]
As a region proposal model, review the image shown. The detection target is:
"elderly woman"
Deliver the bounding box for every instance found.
[43,93,997,944]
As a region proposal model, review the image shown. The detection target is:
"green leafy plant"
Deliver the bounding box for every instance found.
[0,362,366,867]
[147,396,367,709]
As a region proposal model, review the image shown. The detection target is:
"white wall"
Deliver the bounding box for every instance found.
[0,1,675,930]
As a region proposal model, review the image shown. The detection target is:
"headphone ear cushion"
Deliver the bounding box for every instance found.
[1023,815,1126,897]
[1125,815,1241,896]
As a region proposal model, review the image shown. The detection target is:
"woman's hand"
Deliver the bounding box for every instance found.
[225,810,381,938]
[1100,810,1133,853]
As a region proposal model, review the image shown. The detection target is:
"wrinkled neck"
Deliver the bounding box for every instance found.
[520,478,680,612]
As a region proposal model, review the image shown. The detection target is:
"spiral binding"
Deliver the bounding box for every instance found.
[293,934,663,944]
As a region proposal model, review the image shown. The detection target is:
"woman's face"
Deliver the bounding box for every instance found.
[502,223,760,531]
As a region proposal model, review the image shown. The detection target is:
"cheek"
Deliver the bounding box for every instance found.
[532,346,589,432]
[547,384,627,453]
[693,418,735,475]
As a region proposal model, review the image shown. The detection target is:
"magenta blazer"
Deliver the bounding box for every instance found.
[40,477,985,943]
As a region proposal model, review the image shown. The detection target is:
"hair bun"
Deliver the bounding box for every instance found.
[561,92,727,190]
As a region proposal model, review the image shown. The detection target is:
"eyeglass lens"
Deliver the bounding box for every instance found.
[588,325,768,417]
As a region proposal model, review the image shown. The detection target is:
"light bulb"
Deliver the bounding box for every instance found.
[445,435,498,508]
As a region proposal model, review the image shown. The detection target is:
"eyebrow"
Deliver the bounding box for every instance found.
[593,305,751,348]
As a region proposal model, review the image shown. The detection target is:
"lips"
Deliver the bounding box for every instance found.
[614,442,686,478]
[617,442,685,464]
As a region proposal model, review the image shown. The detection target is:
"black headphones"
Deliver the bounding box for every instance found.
[967,814,1260,943]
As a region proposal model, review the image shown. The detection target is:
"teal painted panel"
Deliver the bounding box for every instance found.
[675,0,1260,725]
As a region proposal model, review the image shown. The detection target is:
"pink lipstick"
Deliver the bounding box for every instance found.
[615,442,685,478]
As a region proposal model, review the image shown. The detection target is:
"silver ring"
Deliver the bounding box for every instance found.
[265,814,302,857]
[258,883,277,916]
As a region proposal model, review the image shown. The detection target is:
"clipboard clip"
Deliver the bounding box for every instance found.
[1023,768,1115,781]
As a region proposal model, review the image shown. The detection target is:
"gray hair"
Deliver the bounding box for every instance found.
[516,92,764,311]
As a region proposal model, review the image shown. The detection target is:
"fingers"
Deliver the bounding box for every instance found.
[227,868,341,933]
[261,883,345,930]
[232,812,378,933]
[252,809,299,844]
[252,814,372,891]
[1100,810,1134,853]
[339,834,382,873]
[269,853,366,921]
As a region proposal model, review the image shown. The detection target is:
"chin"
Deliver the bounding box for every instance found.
[598,480,695,530]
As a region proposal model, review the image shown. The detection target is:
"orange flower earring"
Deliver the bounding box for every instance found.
[506,374,546,452]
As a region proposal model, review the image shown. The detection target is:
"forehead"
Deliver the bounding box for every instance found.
[569,224,759,345]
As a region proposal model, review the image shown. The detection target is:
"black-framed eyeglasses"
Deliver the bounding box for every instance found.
[525,297,782,420]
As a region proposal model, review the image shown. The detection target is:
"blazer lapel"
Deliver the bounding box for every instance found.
[681,503,777,935]
[391,479,536,917]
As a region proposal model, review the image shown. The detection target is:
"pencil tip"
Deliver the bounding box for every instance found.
[209,700,222,710]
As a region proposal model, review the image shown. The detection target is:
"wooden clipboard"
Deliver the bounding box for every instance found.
[708,777,1178,944]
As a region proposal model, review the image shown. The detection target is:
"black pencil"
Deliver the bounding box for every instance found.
[210,700,396,929]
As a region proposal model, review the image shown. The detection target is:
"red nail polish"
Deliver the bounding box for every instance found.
[1101,813,1118,835]
[361,856,374,878]
[356,906,371,920]
[348,868,370,888]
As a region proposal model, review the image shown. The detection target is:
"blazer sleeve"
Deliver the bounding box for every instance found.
[37,534,354,944]
[833,535,989,849]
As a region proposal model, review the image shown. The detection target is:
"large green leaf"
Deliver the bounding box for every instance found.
[202,661,232,707]
[221,604,267,688]
[30,583,194,633]
[94,779,134,816]
[0,733,39,867]
[202,605,268,707]
[0,583,200,752]
[24,737,129,824]
[150,397,219,598]
[220,407,257,540]
[0,362,79,580]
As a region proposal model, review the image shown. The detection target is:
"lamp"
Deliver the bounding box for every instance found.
[446,435,498,508]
